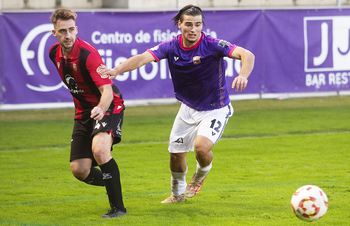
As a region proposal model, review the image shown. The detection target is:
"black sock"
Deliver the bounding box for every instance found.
[99,158,126,212]
[83,167,105,186]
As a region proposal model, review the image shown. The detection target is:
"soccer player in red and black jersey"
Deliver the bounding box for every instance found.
[49,8,126,218]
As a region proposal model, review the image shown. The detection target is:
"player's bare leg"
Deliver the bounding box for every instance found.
[70,158,105,186]
[185,135,213,198]
[161,152,188,203]
[70,158,93,181]
[195,135,213,167]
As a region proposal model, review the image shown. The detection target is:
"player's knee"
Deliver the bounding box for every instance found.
[195,142,214,166]
[195,143,211,156]
[92,147,111,165]
[170,152,186,162]
[195,136,213,155]
[70,162,89,181]
[92,148,103,160]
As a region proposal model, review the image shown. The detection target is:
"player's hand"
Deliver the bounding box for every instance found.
[97,65,119,80]
[232,75,248,92]
[91,106,104,121]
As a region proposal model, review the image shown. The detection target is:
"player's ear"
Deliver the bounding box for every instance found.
[52,29,56,37]
[76,26,78,34]
[178,20,181,29]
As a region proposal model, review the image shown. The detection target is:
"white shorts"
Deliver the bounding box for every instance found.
[168,103,234,153]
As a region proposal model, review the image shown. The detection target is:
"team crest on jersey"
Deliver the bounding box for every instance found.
[193,56,201,65]
[73,63,78,72]
[56,62,60,69]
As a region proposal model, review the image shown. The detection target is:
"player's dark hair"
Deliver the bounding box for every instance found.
[50,8,77,27]
[172,4,205,26]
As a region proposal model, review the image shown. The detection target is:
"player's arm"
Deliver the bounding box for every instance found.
[91,84,113,121]
[98,51,155,80]
[230,46,255,91]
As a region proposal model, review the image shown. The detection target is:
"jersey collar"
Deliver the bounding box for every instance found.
[180,33,203,50]
[57,38,80,59]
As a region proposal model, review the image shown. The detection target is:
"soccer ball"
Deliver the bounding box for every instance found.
[291,185,328,222]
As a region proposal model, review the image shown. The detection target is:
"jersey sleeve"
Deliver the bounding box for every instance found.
[86,49,111,88]
[147,41,171,62]
[213,38,237,58]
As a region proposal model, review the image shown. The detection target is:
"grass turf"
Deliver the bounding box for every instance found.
[0,96,349,225]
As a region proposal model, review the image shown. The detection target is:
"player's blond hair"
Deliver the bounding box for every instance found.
[50,8,77,27]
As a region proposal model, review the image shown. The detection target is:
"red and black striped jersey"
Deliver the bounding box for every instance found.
[49,38,123,120]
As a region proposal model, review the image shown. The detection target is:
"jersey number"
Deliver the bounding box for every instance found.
[210,119,222,133]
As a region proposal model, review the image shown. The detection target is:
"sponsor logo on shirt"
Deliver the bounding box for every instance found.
[73,63,78,72]
[218,40,231,49]
[96,66,109,78]
[64,74,84,94]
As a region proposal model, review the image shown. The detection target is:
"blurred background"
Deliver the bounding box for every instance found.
[1,0,349,10]
[1,0,350,111]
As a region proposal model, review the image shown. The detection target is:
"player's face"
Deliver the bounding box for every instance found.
[52,19,78,55]
[178,15,203,47]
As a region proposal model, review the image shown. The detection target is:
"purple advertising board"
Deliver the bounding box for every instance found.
[0,9,350,109]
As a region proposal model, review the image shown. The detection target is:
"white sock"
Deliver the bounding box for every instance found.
[171,168,187,196]
[196,161,212,179]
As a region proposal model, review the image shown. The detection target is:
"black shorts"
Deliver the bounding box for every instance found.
[70,104,124,164]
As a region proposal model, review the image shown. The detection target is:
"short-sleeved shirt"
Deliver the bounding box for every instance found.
[147,32,236,111]
[49,38,124,120]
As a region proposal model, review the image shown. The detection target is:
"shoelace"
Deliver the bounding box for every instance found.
[191,176,202,189]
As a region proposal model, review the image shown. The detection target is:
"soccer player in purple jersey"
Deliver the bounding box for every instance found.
[49,8,127,217]
[98,4,255,203]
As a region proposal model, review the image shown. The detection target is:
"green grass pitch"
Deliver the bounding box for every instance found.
[0,96,349,225]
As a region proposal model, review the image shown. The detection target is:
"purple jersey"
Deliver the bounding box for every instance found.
[147,32,236,111]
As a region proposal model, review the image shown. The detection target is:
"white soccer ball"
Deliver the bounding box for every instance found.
[291,185,328,222]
